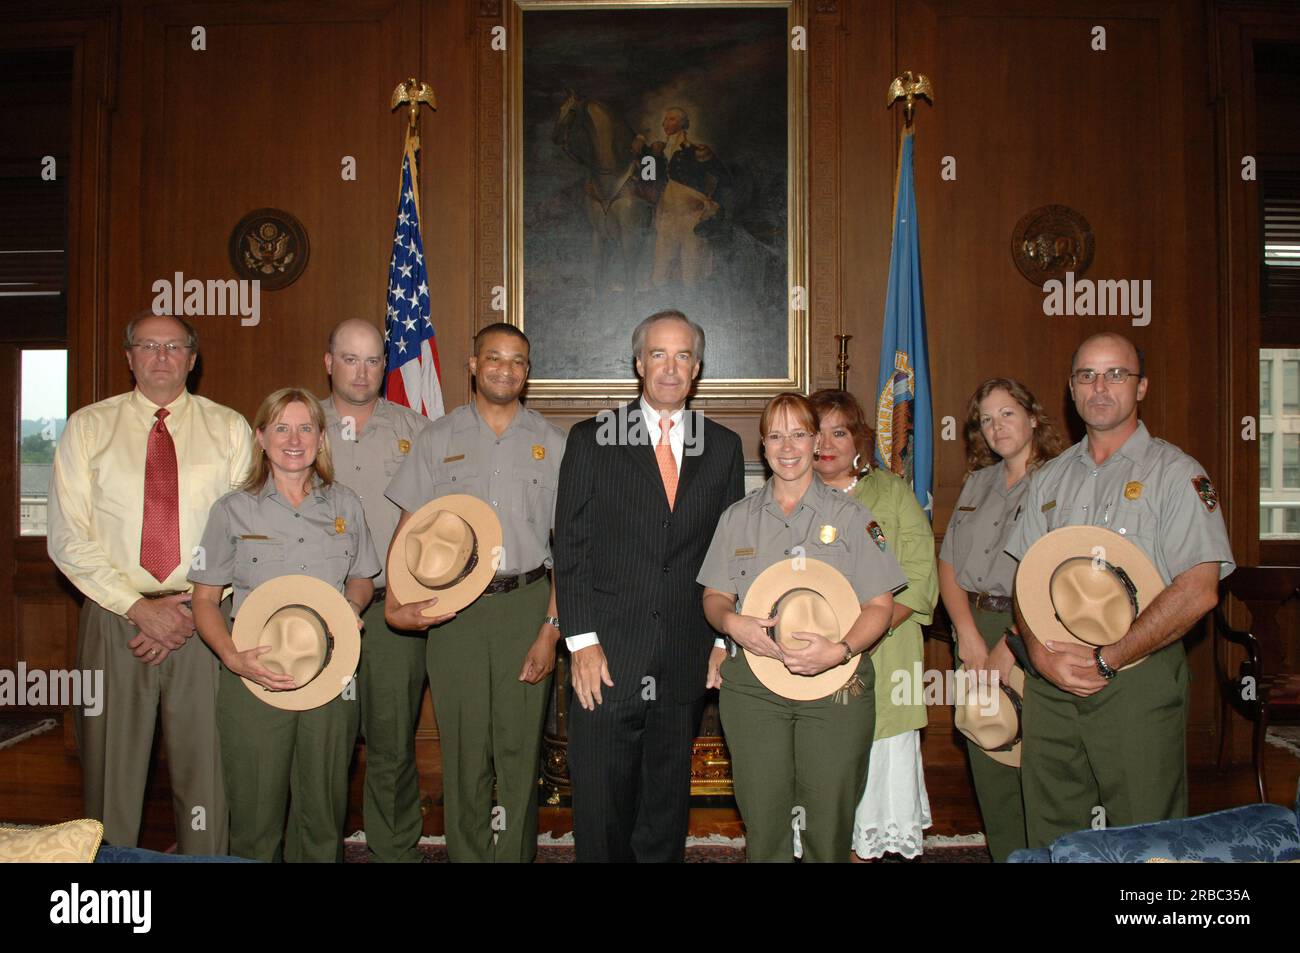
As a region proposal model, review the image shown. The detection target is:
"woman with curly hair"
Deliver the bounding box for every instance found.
[938,377,1065,861]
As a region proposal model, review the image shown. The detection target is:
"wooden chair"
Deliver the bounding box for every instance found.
[1213,566,1300,802]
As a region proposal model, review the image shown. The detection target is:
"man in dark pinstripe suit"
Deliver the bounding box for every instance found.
[555,310,745,862]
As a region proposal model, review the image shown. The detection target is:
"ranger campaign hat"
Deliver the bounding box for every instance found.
[231,575,361,711]
[954,664,1025,768]
[1015,526,1165,671]
[739,558,863,701]
[387,494,503,617]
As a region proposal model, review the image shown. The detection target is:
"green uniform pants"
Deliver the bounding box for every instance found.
[217,665,360,862]
[954,607,1027,863]
[75,599,228,855]
[1022,641,1188,848]
[358,597,427,862]
[426,576,551,863]
[720,651,875,863]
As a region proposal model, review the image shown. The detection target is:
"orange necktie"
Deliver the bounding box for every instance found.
[656,416,678,510]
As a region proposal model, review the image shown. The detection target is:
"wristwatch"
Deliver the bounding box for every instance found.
[543,615,561,632]
[841,642,853,665]
[1094,646,1117,680]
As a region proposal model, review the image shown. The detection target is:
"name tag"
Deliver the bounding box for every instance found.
[733,547,756,557]
[958,506,976,512]
[442,454,465,463]
[239,534,270,540]
[1041,500,1057,513]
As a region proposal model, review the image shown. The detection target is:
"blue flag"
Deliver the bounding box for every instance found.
[874,130,933,518]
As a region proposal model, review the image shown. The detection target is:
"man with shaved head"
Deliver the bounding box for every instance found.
[1005,332,1235,847]
[322,318,432,862]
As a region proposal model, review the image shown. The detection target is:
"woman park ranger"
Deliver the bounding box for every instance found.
[937,378,1064,861]
[190,388,380,862]
[697,392,907,863]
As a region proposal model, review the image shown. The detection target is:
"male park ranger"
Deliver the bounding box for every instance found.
[384,323,566,862]
[1005,332,1234,847]
[320,319,432,863]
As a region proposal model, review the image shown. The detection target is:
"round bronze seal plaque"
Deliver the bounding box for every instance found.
[228,208,309,290]
[1011,205,1094,285]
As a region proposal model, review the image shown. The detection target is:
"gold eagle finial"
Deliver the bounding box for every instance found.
[887,71,933,127]
[391,77,437,137]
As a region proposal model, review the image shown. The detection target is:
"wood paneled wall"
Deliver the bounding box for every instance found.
[3,0,1270,827]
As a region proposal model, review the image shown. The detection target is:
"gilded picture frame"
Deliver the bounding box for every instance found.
[506,0,809,398]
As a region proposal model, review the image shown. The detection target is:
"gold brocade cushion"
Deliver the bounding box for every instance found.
[0,819,103,863]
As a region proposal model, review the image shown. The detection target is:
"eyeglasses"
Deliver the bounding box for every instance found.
[763,430,814,447]
[1071,368,1140,386]
[129,342,190,356]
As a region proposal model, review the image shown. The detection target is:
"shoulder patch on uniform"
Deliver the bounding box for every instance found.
[867,521,887,551]
[1191,475,1219,512]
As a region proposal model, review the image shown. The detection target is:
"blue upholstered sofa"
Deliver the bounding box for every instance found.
[1008,783,1300,863]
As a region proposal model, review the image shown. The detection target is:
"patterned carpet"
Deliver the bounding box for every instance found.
[341,834,992,863]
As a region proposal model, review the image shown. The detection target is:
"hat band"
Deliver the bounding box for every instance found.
[987,678,1023,752]
[1050,558,1140,643]
[427,546,479,591]
[765,587,825,645]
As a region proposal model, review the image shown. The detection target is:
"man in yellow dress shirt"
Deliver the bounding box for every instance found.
[47,313,253,854]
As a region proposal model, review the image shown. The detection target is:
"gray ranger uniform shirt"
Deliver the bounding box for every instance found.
[190,480,381,616]
[321,396,432,589]
[385,401,567,576]
[698,476,909,607]
[1005,421,1235,585]
[940,461,1031,597]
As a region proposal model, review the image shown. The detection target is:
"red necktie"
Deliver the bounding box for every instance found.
[140,408,181,582]
[656,417,678,511]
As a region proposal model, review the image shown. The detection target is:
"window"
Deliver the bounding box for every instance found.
[19,349,66,537]
[1262,359,1273,414]
[1285,434,1300,489]
[1286,360,1300,413]
[1262,432,1274,489]
[1286,508,1300,536]
[1262,507,1273,536]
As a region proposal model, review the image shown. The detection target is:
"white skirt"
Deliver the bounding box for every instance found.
[850,729,932,859]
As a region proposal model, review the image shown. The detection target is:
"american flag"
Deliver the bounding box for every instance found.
[383,134,444,419]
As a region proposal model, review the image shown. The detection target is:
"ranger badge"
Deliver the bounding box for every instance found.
[532,444,546,460]
[1124,481,1143,501]
[335,517,346,534]
[398,438,411,454]
[1191,475,1219,512]
[867,521,887,552]
[818,524,838,544]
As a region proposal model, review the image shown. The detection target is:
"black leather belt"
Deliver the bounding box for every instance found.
[969,591,1012,613]
[141,589,186,601]
[484,565,547,596]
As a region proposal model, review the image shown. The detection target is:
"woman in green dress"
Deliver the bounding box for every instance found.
[938,377,1064,861]
[810,389,938,861]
